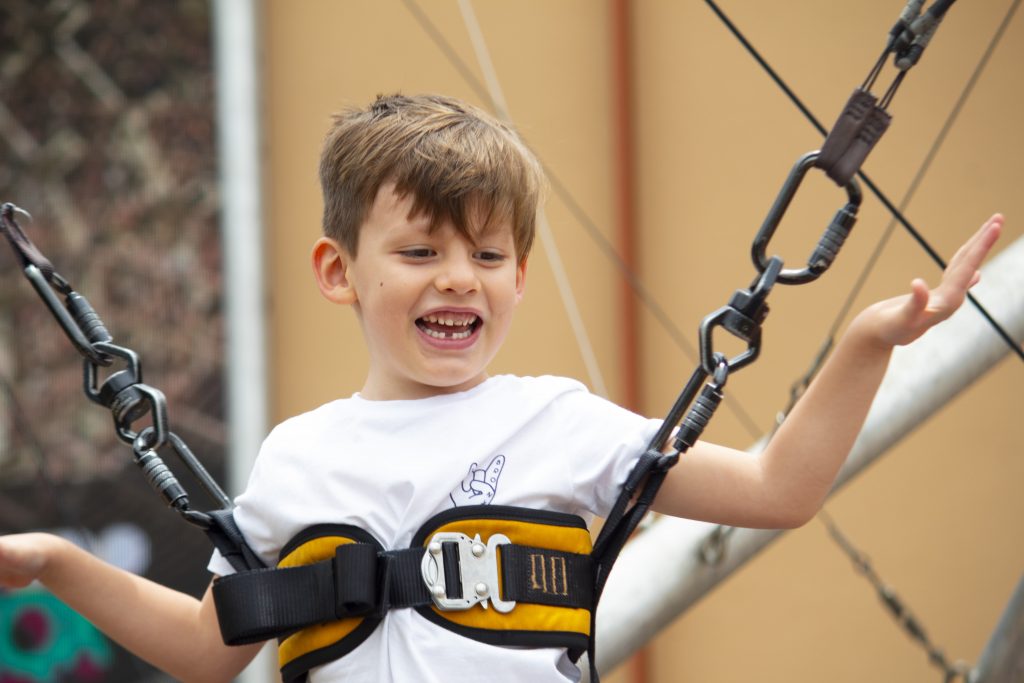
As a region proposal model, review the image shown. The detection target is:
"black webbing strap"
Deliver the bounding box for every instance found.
[585,449,674,682]
[206,508,267,573]
[592,449,668,599]
[214,539,594,646]
[500,545,593,609]
[215,563,338,645]
[0,203,54,279]
[213,544,428,645]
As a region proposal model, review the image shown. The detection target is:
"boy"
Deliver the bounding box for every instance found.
[0,94,1004,682]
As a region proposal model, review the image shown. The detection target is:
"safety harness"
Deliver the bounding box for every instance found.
[0,3,967,681]
[213,507,594,682]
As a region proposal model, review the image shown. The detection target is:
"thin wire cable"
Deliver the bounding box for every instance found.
[818,509,972,681]
[457,0,608,398]
[705,0,1024,365]
[775,0,1023,420]
[710,1,1017,676]
[401,0,764,437]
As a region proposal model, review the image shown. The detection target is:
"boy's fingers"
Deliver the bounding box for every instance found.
[968,215,1002,260]
[953,214,1001,264]
[941,216,1002,294]
[907,279,931,315]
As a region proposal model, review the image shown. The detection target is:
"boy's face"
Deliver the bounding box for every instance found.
[316,183,527,400]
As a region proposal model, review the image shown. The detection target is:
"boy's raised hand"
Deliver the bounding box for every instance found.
[861,214,1003,348]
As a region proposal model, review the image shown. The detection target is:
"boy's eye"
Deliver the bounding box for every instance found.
[399,248,435,259]
[475,250,507,263]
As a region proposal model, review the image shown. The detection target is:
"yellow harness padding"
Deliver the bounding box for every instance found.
[276,533,366,674]
[274,507,594,681]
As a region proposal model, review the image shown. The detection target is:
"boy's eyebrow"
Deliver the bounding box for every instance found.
[382,222,432,241]
[474,224,515,245]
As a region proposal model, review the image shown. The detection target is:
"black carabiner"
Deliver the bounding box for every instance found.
[672,353,730,453]
[3,204,115,366]
[23,265,113,366]
[133,429,189,511]
[752,151,863,285]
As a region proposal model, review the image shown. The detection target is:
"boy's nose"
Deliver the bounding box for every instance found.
[435,255,480,294]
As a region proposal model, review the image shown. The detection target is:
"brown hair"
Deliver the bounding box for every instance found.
[319,93,544,263]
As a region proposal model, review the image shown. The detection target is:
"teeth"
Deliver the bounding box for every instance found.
[422,327,473,340]
[417,313,479,341]
[423,313,478,326]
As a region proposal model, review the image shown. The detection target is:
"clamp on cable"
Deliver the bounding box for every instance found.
[816,0,956,186]
[890,0,956,71]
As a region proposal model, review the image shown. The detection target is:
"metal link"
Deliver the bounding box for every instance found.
[83,341,170,449]
[698,256,781,376]
[819,510,972,682]
[698,525,737,566]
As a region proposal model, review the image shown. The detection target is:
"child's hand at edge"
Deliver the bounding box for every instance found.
[856,213,1003,348]
[0,533,64,589]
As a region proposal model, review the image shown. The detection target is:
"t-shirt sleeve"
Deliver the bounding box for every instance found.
[207,547,234,577]
[546,384,663,519]
[205,427,286,577]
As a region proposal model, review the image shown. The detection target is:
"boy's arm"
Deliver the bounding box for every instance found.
[0,532,263,683]
[651,214,1003,529]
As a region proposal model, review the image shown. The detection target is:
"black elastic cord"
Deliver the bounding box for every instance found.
[705,0,1024,364]
[812,0,1024,381]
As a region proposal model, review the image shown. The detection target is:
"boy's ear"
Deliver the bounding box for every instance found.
[515,258,528,303]
[311,236,358,305]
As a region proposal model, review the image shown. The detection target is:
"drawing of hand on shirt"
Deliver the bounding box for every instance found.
[449,454,505,507]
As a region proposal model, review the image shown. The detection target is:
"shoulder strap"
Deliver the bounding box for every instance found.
[584,448,675,682]
[206,508,268,573]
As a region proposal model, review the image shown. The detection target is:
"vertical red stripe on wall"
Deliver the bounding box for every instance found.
[611,0,640,415]
[611,0,646,681]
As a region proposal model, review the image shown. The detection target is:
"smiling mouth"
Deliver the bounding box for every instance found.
[415,313,481,340]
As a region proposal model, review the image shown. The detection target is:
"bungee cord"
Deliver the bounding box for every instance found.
[705,0,1024,365]
[701,3,1022,679]
[773,0,1023,431]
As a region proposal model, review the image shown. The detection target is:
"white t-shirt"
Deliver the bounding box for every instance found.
[209,374,661,682]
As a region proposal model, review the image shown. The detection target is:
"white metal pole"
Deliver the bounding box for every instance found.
[591,235,1024,678]
[969,572,1024,683]
[211,1,273,682]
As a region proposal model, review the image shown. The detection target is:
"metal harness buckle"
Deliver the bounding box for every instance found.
[421,532,515,613]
